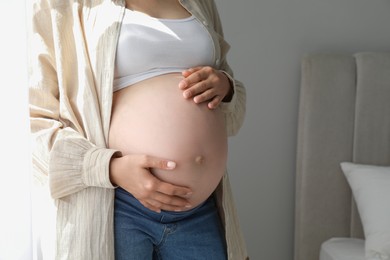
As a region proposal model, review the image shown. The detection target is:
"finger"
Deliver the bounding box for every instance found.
[139,200,162,213]
[160,203,191,212]
[138,155,176,170]
[180,67,203,89]
[208,95,222,109]
[179,67,211,90]
[181,70,192,78]
[182,81,210,99]
[151,192,191,208]
[142,197,190,212]
[155,181,192,198]
[193,88,216,104]
[181,66,202,77]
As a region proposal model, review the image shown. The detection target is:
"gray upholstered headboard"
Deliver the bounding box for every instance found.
[294,52,390,260]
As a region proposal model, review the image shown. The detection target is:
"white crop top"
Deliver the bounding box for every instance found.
[113,9,215,92]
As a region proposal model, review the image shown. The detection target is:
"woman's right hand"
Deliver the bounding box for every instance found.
[109,154,192,213]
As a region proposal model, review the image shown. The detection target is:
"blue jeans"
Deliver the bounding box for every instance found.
[114,187,227,260]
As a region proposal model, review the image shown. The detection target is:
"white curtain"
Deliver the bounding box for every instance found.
[0,1,33,259]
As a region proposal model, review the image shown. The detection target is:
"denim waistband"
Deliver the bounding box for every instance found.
[115,187,212,223]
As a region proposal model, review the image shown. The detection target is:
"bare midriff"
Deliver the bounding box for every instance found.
[108,73,228,209]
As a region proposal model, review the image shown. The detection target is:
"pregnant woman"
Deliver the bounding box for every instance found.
[29,0,248,259]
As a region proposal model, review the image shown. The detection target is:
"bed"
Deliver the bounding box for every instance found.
[294,53,390,260]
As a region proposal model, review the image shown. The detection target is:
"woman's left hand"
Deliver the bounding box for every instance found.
[178,66,233,109]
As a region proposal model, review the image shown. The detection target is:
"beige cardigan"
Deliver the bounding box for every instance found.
[29,0,248,259]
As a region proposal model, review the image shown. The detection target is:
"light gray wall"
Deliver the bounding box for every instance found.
[214,0,390,259]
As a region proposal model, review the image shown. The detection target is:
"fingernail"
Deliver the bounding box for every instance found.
[167,161,176,169]
[183,91,190,98]
[185,204,192,208]
[179,82,186,89]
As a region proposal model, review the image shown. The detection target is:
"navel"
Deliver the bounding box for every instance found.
[195,155,205,165]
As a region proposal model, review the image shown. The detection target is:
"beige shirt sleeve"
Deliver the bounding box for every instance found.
[29,0,119,200]
[208,0,246,137]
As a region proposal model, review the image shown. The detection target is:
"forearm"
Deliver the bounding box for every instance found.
[31,116,120,199]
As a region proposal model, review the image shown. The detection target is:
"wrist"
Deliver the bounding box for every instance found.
[109,156,122,187]
[221,72,234,102]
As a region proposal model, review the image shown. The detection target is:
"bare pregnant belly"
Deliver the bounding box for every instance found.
[108,73,228,208]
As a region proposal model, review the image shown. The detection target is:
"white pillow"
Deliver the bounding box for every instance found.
[340,162,390,260]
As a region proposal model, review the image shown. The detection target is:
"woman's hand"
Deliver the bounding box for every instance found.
[178,66,233,109]
[109,154,192,213]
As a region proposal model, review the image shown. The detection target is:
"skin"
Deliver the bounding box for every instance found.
[109,0,233,213]
[180,66,233,109]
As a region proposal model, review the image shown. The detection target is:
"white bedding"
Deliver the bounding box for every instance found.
[320,237,365,260]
